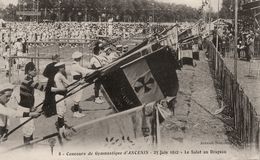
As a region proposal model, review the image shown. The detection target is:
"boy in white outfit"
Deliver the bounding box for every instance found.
[70,51,94,118]
[53,62,70,137]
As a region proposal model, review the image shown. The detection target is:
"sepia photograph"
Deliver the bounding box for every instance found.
[0,0,259,159]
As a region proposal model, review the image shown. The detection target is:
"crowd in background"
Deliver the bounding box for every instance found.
[0,22,146,44]
[212,24,257,61]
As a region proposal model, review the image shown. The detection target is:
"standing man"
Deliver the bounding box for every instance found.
[0,83,40,141]
[14,37,24,69]
[70,51,94,118]
[53,62,70,137]
[90,46,109,104]
[19,62,46,146]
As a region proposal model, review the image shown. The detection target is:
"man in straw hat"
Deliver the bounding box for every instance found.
[0,83,40,141]
[70,51,94,118]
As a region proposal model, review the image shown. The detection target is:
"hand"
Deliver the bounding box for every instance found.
[31,106,37,112]
[29,112,41,118]
[79,79,85,85]
[0,136,7,143]
[56,89,68,96]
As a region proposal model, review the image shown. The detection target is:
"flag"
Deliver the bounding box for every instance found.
[100,47,179,112]
[180,42,194,66]
[191,25,199,36]
[160,27,178,50]
[179,35,201,65]
[65,103,159,149]
[123,58,164,104]
[178,28,192,42]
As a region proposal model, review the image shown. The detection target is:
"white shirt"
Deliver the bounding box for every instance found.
[54,72,70,90]
[70,61,94,79]
[89,54,109,69]
[107,51,119,62]
[14,41,23,53]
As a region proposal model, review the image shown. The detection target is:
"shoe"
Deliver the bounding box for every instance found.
[73,112,85,118]
[94,97,104,104]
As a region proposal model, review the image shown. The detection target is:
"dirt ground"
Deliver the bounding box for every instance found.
[0,44,256,159]
[159,51,248,159]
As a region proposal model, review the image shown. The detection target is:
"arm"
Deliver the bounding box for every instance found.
[51,87,66,92]
[61,75,71,87]
[30,81,46,92]
[77,65,95,77]
[51,74,68,94]
[0,106,40,118]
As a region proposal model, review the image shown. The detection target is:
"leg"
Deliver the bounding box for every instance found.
[94,80,104,104]
[72,85,85,118]
[18,106,35,149]
[55,97,67,145]
[21,118,35,149]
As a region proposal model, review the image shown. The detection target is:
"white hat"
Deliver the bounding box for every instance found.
[116,45,123,48]
[0,83,14,92]
[54,62,65,68]
[72,51,83,59]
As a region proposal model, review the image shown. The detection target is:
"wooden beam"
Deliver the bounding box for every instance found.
[9,56,55,60]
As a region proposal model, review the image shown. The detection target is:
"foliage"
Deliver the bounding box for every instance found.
[219,0,233,19]
[1,0,201,22]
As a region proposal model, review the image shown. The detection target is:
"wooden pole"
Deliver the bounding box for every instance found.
[234,0,238,80]
[8,27,11,83]
[215,0,220,75]
[37,47,40,81]
[156,106,161,148]
[208,0,211,35]
[9,56,55,59]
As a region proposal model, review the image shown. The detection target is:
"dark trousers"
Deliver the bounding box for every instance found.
[0,126,7,137]
[94,80,101,98]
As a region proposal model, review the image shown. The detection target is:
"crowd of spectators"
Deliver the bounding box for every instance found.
[212,25,257,61]
[0,22,146,44]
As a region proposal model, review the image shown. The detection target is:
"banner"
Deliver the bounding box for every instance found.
[179,35,201,65]
[123,59,164,104]
[65,103,159,149]
[180,42,193,66]
[101,47,179,112]
[160,26,178,50]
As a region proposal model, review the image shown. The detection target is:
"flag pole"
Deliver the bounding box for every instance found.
[215,0,219,75]
[208,0,211,34]
[234,0,238,80]
[156,106,161,148]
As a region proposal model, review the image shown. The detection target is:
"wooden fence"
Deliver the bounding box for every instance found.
[206,39,259,149]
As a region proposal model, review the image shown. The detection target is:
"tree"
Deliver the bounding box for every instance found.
[219,0,233,19]
[2,4,18,21]
[1,0,202,22]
